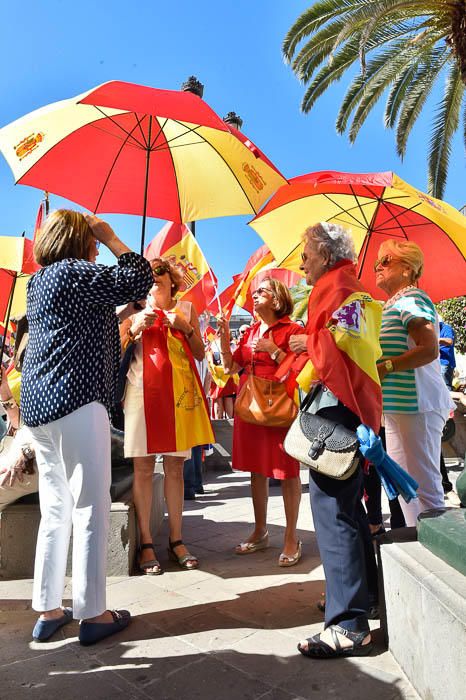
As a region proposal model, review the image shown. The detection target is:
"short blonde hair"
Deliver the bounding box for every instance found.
[150,257,184,295]
[263,277,293,318]
[378,240,424,281]
[34,210,94,266]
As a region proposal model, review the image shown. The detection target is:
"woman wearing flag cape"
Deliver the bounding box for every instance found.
[120,257,214,575]
[287,223,383,660]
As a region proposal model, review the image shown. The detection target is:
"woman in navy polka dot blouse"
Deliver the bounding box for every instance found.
[22,210,153,645]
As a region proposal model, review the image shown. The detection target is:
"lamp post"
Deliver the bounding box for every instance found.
[181,78,243,237]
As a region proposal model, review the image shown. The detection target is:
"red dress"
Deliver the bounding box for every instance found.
[232,317,301,480]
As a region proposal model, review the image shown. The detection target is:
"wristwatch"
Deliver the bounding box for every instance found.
[384,359,394,373]
[270,348,281,362]
[21,445,35,461]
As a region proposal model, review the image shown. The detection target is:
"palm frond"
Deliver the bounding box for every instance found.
[283,0,363,62]
[428,62,464,197]
[395,50,449,156]
[385,64,421,128]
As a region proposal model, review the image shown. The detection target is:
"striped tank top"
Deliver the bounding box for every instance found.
[380,287,436,413]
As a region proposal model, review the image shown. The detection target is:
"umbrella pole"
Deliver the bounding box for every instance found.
[357,203,380,279]
[140,116,153,256]
[0,272,17,367]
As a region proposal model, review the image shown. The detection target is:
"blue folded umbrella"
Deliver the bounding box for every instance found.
[357,425,419,504]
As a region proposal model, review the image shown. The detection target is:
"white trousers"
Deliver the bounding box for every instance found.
[384,411,445,527]
[30,402,111,619]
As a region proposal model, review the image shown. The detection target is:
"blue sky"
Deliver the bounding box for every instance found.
[1,0,464,289]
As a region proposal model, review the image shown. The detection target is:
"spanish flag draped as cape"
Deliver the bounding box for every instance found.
[142,317,214,454]
[279,260,382,432]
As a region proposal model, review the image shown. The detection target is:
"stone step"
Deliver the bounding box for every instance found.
[378,531,466,700]
[0,473,164,579]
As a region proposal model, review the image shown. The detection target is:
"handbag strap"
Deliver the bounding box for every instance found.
[300,382,322,412]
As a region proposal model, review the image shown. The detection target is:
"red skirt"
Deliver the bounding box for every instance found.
[209,376,237,400]
[232,416,299,480]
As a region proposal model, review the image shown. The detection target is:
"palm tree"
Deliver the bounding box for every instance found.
[283,0,466,199]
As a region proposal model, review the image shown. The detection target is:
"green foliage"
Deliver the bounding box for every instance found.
[290,280,312,322]
[437,296,466,354]
[284,0,466,198]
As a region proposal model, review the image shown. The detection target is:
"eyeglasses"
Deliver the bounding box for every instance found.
[373,254,399,271]
[152,264,169,277]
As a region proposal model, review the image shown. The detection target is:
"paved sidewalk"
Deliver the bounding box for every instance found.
[0,469,420,700]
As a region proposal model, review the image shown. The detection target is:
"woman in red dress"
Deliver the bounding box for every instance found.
[218,278,303,566]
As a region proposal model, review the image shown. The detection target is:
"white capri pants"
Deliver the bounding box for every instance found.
[30,401,111,619]
[384,411,445,527]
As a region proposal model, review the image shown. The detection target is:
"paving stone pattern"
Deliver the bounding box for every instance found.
[0,469,421,700]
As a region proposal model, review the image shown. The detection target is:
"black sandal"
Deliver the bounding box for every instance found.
[138,543,162,575]
[167,539,198,570]
[298,624,373,659]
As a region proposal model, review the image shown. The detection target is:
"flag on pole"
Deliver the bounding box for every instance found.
[207,244,302,319]
[144,222,218,315]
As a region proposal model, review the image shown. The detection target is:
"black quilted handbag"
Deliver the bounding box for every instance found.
[283,385,360,480]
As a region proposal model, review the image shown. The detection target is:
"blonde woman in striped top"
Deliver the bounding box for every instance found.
[375,240,454,526]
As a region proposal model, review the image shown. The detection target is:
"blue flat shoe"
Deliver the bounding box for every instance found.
[79,609,131,646]
[32,607,73,642]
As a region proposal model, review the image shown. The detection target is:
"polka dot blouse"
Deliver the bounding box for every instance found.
[21,252,153,427]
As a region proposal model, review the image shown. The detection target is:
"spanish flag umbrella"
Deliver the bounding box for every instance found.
[0,81,286,253]
[249,171,466,302]
[0,235,39,360]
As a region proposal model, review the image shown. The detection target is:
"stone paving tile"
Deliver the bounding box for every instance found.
[0,645,148,700]
[0,468,420,699]
[142,653,274,700]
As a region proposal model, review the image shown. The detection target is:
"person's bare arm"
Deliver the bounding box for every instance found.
[377,318,438,381]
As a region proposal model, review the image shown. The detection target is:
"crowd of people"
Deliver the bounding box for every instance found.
[0,210,460,656]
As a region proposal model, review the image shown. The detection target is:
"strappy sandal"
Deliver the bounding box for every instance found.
[167,539,199,570]
[297,624,373,659]
[278,540,302,567]
[235,531,269,555]
[138,543,163,575]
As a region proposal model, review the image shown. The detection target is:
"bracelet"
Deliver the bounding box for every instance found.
[1,398,17,409]
[186,327,194,339]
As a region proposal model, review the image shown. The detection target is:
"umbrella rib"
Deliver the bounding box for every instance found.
[150,119,203,151]
[149,117,168,150]
[348,185,372,229]
[93,117,148,214]
[148,118,258,213]
[321,193,369,229]
[92,106,148,149]
[373,200,423,238]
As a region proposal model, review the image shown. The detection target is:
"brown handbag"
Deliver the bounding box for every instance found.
[234,349,297,428]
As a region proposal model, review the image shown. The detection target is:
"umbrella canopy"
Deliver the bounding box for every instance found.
[249,171,466,302]
[0,235,39,358]
[0,80,286,251]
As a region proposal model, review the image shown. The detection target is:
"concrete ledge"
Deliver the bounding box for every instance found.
[204,419,233,472]
[0,472,165,579]
[379,537,466,700]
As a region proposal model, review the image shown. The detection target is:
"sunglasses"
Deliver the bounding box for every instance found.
[373,254,399,271]
[253,286,273,297]
[152,264,169,277]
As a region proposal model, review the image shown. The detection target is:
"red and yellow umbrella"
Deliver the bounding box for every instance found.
[0,81,286,251]
[250,171,466,302]
[0,236,39,358]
